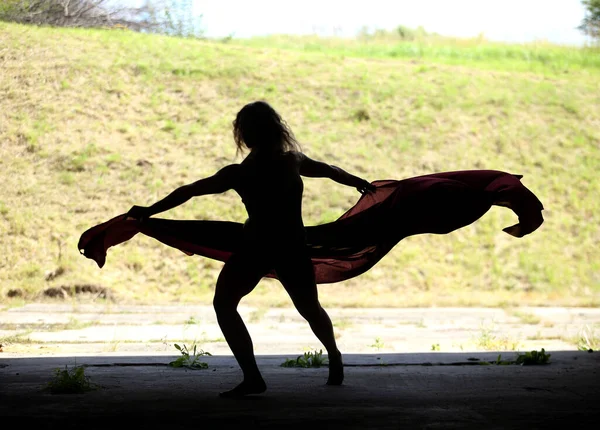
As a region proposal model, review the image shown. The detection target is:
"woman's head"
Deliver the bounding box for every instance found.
[233,101,300,154]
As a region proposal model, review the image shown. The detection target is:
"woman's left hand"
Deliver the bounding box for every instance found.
[127,205,152,221]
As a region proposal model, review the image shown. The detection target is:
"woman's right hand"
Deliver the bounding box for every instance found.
[356,179,376,195]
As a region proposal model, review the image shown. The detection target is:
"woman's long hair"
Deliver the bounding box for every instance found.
[233,101,301,155]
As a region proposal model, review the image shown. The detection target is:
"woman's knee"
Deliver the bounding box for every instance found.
[213,293,238,315]
[294,300,323,321]
[280,277,321,321]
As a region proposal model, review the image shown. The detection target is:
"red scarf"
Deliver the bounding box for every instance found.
[78,170,543,284]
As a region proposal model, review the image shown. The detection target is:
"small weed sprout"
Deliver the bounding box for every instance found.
[169,343,211,369]
[281,349,328,368]
[516,348,551,365]
[369,337,385,351]
[184,316,197,325]
[368,337,387,365]
[576,325,599,352]
[431,343,440,351]
[47,365,93,394]
[494,354,514,365]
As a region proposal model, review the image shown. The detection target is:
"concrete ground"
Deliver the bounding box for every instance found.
[1,304,599,428]
[1,352,599,429]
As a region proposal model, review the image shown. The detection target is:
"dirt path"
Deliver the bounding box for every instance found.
[1,304,598,356]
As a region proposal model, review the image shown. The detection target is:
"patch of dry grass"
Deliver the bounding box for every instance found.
[0,23,599,308]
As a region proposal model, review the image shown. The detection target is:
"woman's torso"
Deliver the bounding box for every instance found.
[233,150,306,246]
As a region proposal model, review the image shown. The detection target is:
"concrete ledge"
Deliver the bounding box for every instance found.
[1,351,598,429]
[1,350,596,366]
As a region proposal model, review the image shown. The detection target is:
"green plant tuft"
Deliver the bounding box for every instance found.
[168,343,211,369]
[516,348,551,365]
[47,365,94,394]
[281,349,328,368]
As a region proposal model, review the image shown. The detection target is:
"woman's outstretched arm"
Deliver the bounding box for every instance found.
[298,153,375,194]
[127,164,239,220]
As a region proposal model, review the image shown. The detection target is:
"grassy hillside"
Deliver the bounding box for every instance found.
[237,34,600,73]
[1,23,599,307]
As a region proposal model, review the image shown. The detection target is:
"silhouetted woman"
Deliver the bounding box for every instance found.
[127,101,375,397]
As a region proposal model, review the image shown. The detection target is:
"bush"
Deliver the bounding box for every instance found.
[0,1,139,29]
[0,0,203,37]
[580,0,600,40]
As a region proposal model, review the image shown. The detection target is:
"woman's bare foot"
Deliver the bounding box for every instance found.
[326,351,344,385]
[219,377,267,398]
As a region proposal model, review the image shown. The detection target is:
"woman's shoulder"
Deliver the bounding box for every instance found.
[216,163,242,180]
[219,163,242,172]
[285,150,306,163]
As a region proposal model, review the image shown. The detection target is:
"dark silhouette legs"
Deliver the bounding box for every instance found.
[298,305,344,385]
[213,246,343,397]
[213,253,267,397]
[276,253,344,385]
[214,307,267,397]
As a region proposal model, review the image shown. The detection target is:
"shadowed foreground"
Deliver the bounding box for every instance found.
[1,352,598,429]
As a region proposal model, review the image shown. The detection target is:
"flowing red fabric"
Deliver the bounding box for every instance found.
[78,170,544,284]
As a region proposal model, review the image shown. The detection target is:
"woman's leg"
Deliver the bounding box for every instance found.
[213,251,269,397]
[275,248,344,385]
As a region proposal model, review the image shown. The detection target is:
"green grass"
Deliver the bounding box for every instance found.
[248,307,268,323]
[333,318,354,330]
[0,332,34,345]
[0,318,96,331]
[472,324,521,351]
[235,34,600,74]
[508,310,542,325]
[1,22,599,307]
